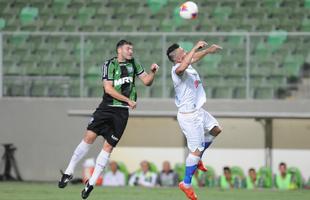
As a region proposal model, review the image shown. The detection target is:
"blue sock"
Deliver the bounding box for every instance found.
[200,141,212,158]
[183,154,200,185]
[184,165,198,184]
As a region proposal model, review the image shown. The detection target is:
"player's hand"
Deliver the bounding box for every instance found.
[207,44,223,54]
[127,100,137,110]
[194,41,208,51]
[150,63,159,74]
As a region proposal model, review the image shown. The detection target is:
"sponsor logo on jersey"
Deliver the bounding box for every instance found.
[111,135,119,141]
[127,66,133,73]
[114,77,133,86]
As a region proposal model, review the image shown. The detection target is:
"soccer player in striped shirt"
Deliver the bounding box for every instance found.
[58,40,159,199]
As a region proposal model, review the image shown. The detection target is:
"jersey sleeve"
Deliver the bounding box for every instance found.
[102,60,114,80]
[134,60,145,76]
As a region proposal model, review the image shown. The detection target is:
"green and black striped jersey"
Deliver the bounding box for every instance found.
[100,57,145,108]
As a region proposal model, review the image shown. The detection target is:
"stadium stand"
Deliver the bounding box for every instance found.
[0,0,309,99]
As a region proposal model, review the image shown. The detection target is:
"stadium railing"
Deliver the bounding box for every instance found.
[0,31,310,99]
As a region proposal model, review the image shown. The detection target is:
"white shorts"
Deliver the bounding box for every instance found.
[177,108,219,152]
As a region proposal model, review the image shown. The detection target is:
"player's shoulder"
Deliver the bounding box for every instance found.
[171,63,180,71]
[103,57,117,67]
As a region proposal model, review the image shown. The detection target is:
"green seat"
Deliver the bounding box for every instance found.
[288,167,304,189]
[150,83,163,97]
[254,87,274,99]
[267,31,287,51]
[178,41,193,52]
[78,7,96,25]
[87,86,102,97]
[147,0,168,14]
[30,80,47,97]
[5,79,26,96]
[48,81,69,97]
[233,87,247,99]
[212,6,232,20]
[117,161,130,183]
[20,7,39,24]
[257,167,273,188]
[305,0,310,8]
[0,18,6,30]
[261,0,281,8]
[231,166,245,179]
[212,86,233,99]
[174,163,185,182]
[204,165,217,187]
[282,55,304,77]
[301,18,310,31]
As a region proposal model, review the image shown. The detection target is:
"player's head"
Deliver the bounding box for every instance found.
[140,160,150,173]
[116,39,133,61]
[109,161,119,173]
[162,161,171,173]
[223,166,232,179]
[166,43,186,64]
[279,162,287,174]
[248,168,256,179]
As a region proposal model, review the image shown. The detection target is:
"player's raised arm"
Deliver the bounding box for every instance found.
[175,41,207,75]
[138,63,159,86]
[191,44,223,64]
[103,80,136,109]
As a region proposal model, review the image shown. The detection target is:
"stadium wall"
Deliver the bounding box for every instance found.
[0,98,309,181]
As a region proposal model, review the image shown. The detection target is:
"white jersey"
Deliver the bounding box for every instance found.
[171,63,206,112]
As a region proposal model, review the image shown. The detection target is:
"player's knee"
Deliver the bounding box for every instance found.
[103,141,113,153]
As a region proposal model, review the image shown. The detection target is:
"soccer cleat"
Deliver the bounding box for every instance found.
[58,172,73,188]
[81,181,94,199]
[179,182,198,200]
[197,160,208,172]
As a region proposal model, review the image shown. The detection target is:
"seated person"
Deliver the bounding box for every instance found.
[246,168,259,189]
[219,166,240,189]
[102,161,126,186]
[157,161,179,187]
[275,162,294,190]
[129,160,157,187]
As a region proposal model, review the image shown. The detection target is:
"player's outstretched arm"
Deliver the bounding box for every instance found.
[138,63,159,86]
[103,80,136,109]
[191,44,223,64]
[175,41,207,75]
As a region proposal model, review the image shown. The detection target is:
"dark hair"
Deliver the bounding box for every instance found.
[223,166,231,172]
[116,39,133,52]
[279,162,286,167]
[249,168,255,172]
[166,43,179,62]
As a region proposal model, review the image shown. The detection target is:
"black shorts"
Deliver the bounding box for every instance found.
[87,105,129,147]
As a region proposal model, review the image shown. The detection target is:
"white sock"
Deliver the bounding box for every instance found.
[88,150,110,186]
[65,140,91,175]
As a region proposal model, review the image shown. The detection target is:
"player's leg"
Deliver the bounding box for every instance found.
[201,125,222,157]
[177,111,203,200]
[58,130,97,188]
[197,109,222,170]
[81,141,112,199]
[81,107,129,199]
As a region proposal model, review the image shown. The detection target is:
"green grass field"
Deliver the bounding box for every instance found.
[1,182,310,200]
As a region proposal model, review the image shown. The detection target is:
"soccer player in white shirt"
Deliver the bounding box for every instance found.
[167,41,222,200]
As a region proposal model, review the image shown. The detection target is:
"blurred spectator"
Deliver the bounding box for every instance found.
[275,162,293,190]
[102,161,125,186]
[246,168,259,189]
[157,161,179,187]
[219,166,240,189]
[129,160,157,187]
